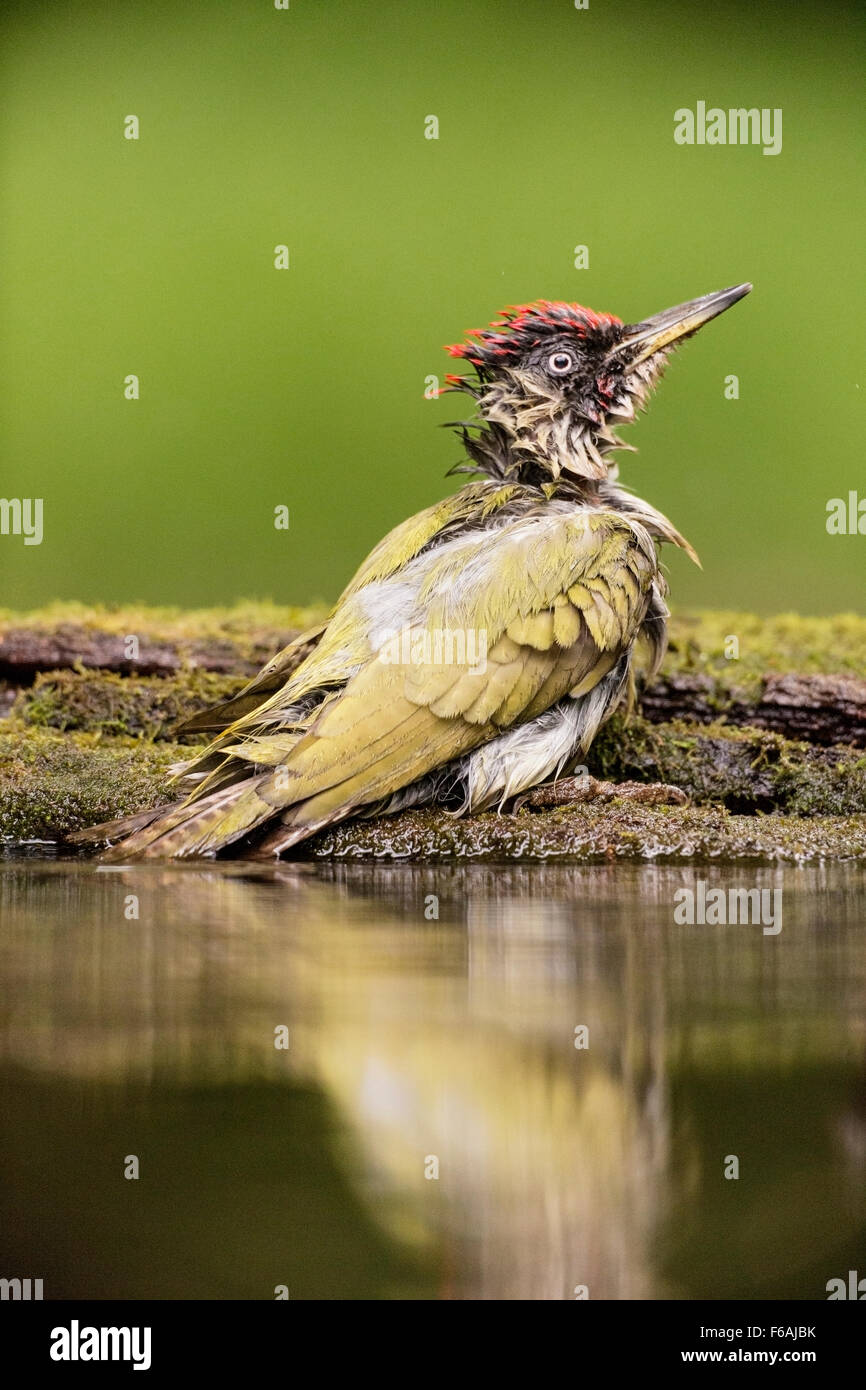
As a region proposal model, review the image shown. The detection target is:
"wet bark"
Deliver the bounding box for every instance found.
[639,672,866,747]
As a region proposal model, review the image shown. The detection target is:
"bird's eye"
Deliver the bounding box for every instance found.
[548,350,575,375]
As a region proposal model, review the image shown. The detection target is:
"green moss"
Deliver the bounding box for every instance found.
[664,609,866,684]
[0,726,181,841]
[589,714,866,815]
[15,669,246,739]
[0,598,329,648]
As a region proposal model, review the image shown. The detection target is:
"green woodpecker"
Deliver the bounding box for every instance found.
[75,283,751,858]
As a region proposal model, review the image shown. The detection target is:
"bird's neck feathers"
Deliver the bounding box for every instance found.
[445,374,698,565]
[447,356,666,490]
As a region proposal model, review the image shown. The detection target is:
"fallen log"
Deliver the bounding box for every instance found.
[639,672,866,747]
[0,624,292,680]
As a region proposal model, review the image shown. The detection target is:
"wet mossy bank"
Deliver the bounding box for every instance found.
[1,603,864,861]
[310,805,866,864]
[4,720,864,861]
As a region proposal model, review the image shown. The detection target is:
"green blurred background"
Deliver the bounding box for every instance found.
[1,0,862,614]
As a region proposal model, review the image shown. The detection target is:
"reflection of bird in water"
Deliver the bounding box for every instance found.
[4,861,865,1297]
[283,867,679,1298]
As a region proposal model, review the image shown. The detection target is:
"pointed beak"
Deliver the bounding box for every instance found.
[609,283,752,367]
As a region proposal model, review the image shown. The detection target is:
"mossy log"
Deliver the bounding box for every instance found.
[637,672,866,747]
[0,601,324,679]
[0,603,863,858]
[13,670,247,740]
[589,715,866,816]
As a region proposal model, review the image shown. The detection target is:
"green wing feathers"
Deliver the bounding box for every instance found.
[91,495,658,859]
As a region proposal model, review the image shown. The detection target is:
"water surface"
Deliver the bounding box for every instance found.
[1,856,864,1300]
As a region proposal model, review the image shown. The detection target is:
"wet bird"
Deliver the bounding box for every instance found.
[74,283,751,858]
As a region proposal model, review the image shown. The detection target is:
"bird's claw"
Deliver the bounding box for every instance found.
[515,775,689,811]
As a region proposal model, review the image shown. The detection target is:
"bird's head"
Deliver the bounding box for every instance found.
[444,284,751,485]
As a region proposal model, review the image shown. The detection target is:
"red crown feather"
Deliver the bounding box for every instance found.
[445,299,622,369]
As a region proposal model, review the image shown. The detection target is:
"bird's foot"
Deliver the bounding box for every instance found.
[516,775,689,811]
